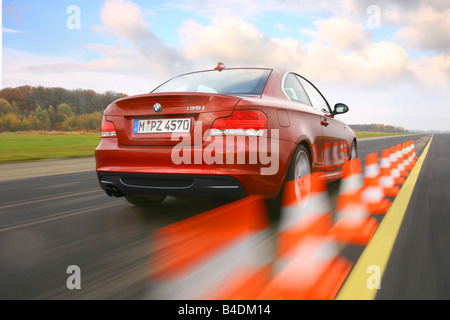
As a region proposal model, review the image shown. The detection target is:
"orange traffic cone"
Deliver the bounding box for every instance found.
[278,173,333,256]
[147,196,273,300]
[378,149,400,197]
[362,153,391,214]
[410,140,418,164]
[396,144,409,178]
[329,158,379,245]
[338,157,364,195]
[406,141,416,169]
[401,142,413,172]
[257,235,352,300]
[390,146,405,185]
[257,173,352,300]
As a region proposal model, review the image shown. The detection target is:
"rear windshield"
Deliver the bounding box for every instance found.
[152,68,272,95]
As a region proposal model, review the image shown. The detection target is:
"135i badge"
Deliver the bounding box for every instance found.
[186,106,205,111]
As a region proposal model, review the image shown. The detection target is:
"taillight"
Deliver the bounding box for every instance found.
[210,110,268,136]
[101,116,117,138]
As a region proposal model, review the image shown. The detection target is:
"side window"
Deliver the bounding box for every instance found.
[283,73,311,106]
[296,76,330,113]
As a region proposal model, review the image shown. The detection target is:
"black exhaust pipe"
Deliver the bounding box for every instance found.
[111,187,123,197]
[105,185,123,198]
[105,186,114,197]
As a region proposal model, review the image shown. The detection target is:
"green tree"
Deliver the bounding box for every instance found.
[48,105,56,130]
[57,103,75,119]
[21,116,33,131]
[0,98,12,114]
[3,113,22,131]
[34,106,51,130]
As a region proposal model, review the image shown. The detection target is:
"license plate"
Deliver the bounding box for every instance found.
[133,118,191,134]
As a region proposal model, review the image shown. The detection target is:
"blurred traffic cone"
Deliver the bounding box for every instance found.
[379,149,400,197]
[362,153,391,214]
[396,144,409,178]
[278,173,333,257]
[147,196,273,300]
[329,158,379,245]
[257,173,352,300]
[408,140,416,168]
[402,142,414,172]
[339,157,364,194]
[257,235,352,300]
[410,140,418,164]
[390,146,405,185]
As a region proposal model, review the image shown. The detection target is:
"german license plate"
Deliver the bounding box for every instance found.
[133,118,191,134]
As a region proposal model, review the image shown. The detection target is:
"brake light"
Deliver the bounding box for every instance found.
[101,116,117,138]
[210,110,268,136]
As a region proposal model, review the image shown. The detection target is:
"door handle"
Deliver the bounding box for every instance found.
[321,120,329,127]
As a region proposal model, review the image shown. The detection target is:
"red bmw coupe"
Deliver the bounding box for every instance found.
[95,64,357,206]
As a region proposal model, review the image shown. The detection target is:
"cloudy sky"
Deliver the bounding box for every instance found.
[2,0,450,131]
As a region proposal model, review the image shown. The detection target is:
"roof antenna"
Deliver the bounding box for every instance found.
[215,62,226,72]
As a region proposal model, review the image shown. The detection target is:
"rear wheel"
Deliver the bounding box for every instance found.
[350,140,357,159]
[287,145,312,182]
[124,194,167,207]
[285,145,312,207]
[267,144,312,220]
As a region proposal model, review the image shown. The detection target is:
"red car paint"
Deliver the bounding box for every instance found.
[95,67,356,200]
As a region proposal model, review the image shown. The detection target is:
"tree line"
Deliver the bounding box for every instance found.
[0,86,127,132]
[349,123,409,133]
[0,86,410,134]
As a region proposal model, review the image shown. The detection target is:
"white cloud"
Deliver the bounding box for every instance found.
[179,18,303,68]
[337,0,450,55]
[302,17,372,51]
[2,28,23,34]
[408,54,450,88]
[96,0,185,79]
[178,17,410,87]
[394,6,450,54]
[2,47,162,95]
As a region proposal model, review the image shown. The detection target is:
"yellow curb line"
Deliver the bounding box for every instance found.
[336,136,434,300]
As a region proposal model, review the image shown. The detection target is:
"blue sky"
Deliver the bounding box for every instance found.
[2,0,450,131]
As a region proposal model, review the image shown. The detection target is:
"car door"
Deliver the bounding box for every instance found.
[296,75,348,171]
[282,73,324,168]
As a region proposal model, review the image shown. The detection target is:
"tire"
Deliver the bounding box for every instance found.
[124,194,167,207]
[267,144,312,220]
[285,144,312,183]
[349,140,357,160]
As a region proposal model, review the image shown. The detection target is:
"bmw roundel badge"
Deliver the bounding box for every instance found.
[153,103,162,113]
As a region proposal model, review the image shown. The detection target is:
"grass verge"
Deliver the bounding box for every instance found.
[355,132,416,139]
[0,131,100,163]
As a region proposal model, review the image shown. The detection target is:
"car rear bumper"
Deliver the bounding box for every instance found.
[95,137,295,199]
[98,172,247,199]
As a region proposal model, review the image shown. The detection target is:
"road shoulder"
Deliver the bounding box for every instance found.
[0,157,96,182]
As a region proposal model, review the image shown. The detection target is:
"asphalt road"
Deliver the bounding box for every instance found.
[376,134,450,299]
[1,133,447,300]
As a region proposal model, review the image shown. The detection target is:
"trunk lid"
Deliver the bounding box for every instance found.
[105,93,241,146]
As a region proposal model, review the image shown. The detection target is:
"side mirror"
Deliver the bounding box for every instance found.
[333,103,349,115]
